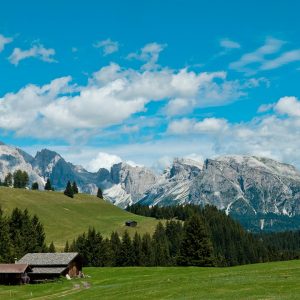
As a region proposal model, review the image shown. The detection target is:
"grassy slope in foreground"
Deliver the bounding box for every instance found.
[0,187,159,249]
[0,260,300,299]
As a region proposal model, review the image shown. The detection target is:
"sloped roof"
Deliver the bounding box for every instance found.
[16,253,79,266]
[31,267,67,274]
[0,264,30,273]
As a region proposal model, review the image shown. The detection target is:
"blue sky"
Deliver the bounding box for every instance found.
[1,0,300,171]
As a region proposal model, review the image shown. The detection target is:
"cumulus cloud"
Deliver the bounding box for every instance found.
[29,94,300,171]
[86,152,122,171]
[167,96,300,169]
[8,43,56,65]
[274,96,300,117]
[94,38,119,56]
[168,118,228,134]
[0,61,252,140]
[0,34,13,52]
[220,38,241,49]
[127,42,167,70]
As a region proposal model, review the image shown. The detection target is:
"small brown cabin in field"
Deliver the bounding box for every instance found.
[16,252,82,282]
[125,220,137,227]
[0,264,31,285]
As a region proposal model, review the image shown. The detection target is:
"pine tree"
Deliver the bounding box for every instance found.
[141,233,154,266]
[48,241,56,253]
[13,170,29,188]
[165,220,184,258]
[72,181,79,194]
[178,214,215,267]
[4,173,13,187]
[152,222,171,266]
[31,182,39,190]
[64,241,69,252]
[0,208,13,262]
[44,179,52,191]
[132,232,143,266]
[64,181,74,198]
[97,187,103,199]
[120,231,133,266]
[110,232,121,266]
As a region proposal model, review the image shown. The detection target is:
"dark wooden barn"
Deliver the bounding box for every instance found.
[16,253,82,282]
[125,220,137,227]
[0,264,31,285]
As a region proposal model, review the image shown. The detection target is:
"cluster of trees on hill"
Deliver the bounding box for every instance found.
[0,170,29,188]
[66,216,215,267]
[68,206,271,267]
[126,204,300,266]
[0,208,54,262]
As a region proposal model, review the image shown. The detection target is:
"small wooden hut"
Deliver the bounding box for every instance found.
[0,264,31,285]
[125,220,137,227]
[16,252,82,282]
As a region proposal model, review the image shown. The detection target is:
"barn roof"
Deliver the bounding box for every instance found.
[31,267,68,274]
[0,264,30,273]
[16,253,79,266]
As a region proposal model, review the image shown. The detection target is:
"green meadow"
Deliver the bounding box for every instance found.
[0,260,299,299]
[0,187,159,249]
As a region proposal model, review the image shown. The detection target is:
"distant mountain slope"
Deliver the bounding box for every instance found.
[140,156,300,217]
[1,142,300,231]
[0,143,156,207]
[0,187,159,249]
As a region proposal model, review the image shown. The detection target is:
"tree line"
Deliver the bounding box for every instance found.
[66,215,215,267]
[0,208,54,263]
[125,203,300,266]
[0,171,104,201]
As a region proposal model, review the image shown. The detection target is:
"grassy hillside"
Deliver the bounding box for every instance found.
[0,187,159,249]
[0,260,299,299]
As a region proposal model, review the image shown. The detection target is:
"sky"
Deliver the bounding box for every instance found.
[1,0,300,171]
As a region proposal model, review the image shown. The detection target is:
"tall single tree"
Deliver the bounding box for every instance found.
[44,179,52,191]
[152,222,171,266]
[31,182,39,190]
[141,233,154,266]
[72,181,79,194]
[4,173,13,187]
[48,241,56,253]
[178,214,215,267]
[97,187,103,199]
[64,181,74,198]
[110,232,121,266]
[119,231,133,266]
[64,241,69,252]
[0,208,13,262]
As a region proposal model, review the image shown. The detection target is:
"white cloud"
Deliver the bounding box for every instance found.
[261,50,300,70]
[0,60,258,140]
[229,37,289,74]
[25,95,300,171]
[164,98,194,116]
[166,96,300,169]
[8,44,56,65]
[0,34,13,52]
[257,103,274,113]
[127,42,167,70]
[220,38,240,49]
[86,152,122,171]
[274,96,300,117]
[168,118,228,134]
[94,38,119,56]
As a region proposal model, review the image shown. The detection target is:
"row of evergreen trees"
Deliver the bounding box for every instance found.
[126,204,300,266]
[66,216,215,267]
[0,208,53,262]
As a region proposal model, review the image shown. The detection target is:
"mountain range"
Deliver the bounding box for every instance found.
[1,141,300,231]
